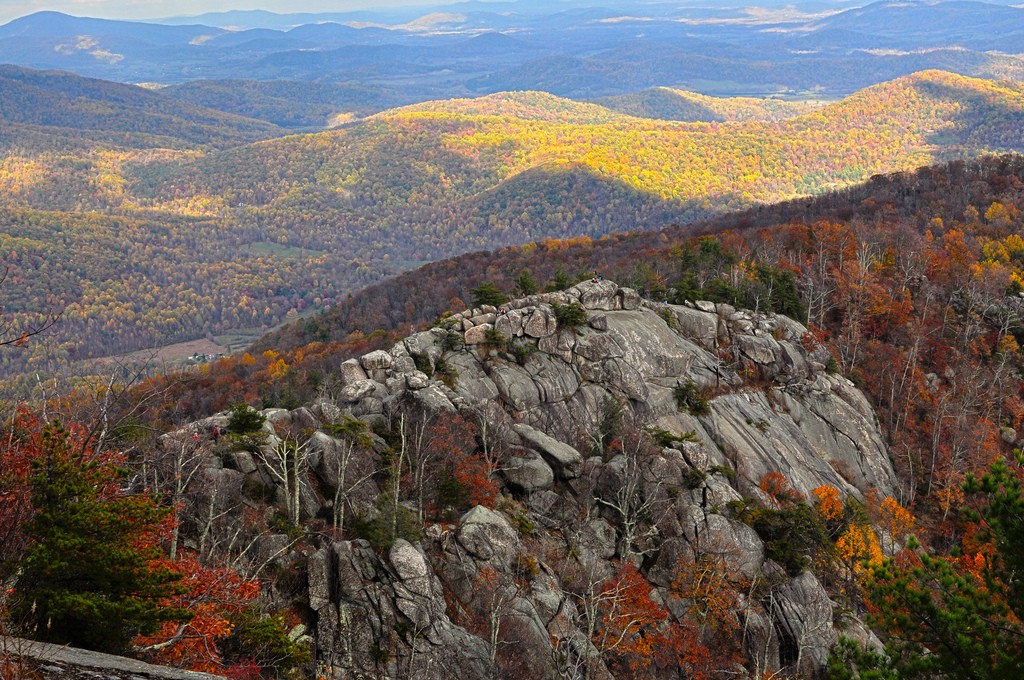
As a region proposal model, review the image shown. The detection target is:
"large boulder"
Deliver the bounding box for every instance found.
[502,449,555,493]
[524,308,558,338]
[513,423,583,478]
[770,571,838,673]
[456,506,522,568]
[309,540,491,680]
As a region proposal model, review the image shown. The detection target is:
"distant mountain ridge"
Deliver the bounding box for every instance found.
[592,88,821,122]
[0,64,283,149]
[3,2,1024,99]
[158,79,408,129]
[813,0,1024,45]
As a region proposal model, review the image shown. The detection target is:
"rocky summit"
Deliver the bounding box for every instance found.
[163,279,897,678]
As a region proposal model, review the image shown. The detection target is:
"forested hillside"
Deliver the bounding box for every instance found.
[199,151,1024,598]
[159,79,411,129]
[157,151,1024,512]
[0,65,285,150]
[592,87,822,122]
[4,70,1024,390]
[136,70,1024,244]
[260,152,1024,356]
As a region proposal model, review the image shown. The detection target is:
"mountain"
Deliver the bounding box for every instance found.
[0,10,224,44]
[812,0,1024,45]
[126,277,899,678]
[383,90,639,124]
[469,40,1024,98]
[3,70,1024,391]
[0,64,284,150]
[592,88,821,122]
[2,2,1024,98]
[159,79,411,128]
[6,138,1024,680]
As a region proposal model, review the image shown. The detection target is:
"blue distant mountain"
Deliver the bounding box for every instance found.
[1,1,1023,100]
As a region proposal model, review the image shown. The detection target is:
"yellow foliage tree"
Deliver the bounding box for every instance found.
[836,523,883,577]
[877,496,915,554]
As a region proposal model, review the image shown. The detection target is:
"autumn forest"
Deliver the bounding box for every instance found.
[4,68,1024,392]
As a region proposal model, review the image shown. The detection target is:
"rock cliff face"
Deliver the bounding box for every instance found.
[167,280,897,678]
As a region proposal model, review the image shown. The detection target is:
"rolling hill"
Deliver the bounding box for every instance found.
[3,69,1024,391]
[252,150,1024,358]
[158,79,412,128]
[131,70,1024,251]
[0,65,285,150]
[591,87,822,122]
[377,90,640,124]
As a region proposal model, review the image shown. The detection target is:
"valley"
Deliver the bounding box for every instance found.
[4,68,1024,390]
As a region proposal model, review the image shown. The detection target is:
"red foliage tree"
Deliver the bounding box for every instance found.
[135,552,261,673]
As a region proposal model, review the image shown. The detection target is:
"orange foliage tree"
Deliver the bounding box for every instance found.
[588,562,719,679]
[135,552,261,673]
[668,550,746,673]
[759,471,805,507]
[811,485,844,524]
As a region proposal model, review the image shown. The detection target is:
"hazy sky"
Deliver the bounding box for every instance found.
[0,0,445,23]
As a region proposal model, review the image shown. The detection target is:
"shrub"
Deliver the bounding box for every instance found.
[439,327,465,352]
[221,608,311,676]
[518,552,540,577]
[683,468,708,489]
[324,414,372,445]
[648,427,701,447]
[708,464,737,482]
[674,380,710,415]
[593,395,624,455]
[483,327,508,350]
[350,495,422,550]
[434,358,459,388]
[412,352,433,377]
[738,502,829,576]
[658,308,678,329]
[227,402,266,434]
[512,511,535,537]
[826,355,840,374]
[508,341,536,365]
[551,301,587,329]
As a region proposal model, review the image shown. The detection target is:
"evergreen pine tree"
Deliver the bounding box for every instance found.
[513,269,539,296]
[470,281,506,308]
[11,421,189,654]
